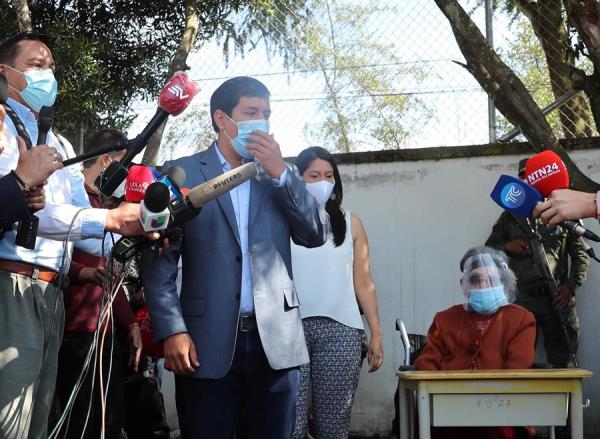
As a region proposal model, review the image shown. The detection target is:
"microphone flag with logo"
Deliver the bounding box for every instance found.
[525,150,570,197]
[490,175,542,217]
[125,165,156,203]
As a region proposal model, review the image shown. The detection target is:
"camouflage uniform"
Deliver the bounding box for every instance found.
[485,211,589,367]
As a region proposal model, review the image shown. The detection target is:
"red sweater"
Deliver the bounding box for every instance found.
[415,304,536,371]
[64,183,135,333]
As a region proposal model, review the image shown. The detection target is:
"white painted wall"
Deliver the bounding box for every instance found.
[343,149,600,436]
[161,148,600,437]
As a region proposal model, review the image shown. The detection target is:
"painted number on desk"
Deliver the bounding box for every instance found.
[475,397,511,409]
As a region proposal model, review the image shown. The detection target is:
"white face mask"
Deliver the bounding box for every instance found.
[305,180,335,206]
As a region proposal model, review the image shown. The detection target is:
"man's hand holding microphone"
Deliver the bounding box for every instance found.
[1,105,63,212]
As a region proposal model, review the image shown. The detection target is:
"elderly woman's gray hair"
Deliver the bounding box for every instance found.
[459,246,517,304]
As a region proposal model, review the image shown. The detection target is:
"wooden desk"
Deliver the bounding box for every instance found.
[396,369,593,439]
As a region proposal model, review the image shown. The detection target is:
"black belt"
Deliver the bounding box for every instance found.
[238,314,258,333]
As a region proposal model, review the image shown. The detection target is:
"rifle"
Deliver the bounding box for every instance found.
[511,214,579,367]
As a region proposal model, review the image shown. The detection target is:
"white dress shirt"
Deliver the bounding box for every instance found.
[0,98,107,271]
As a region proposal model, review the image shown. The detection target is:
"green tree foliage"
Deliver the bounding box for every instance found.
[495,17,562,137]
[482,0,595,138]
[0,0,310,152]
[291,0,427,152]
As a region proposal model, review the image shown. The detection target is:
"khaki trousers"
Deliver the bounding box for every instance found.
[0,270,64,439]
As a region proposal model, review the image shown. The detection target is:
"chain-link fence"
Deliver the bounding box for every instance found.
[126,0,599,163]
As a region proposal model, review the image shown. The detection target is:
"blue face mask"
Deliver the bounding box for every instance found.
[225,116,270,160]
[468,286,506,315]
[7,66,58,112]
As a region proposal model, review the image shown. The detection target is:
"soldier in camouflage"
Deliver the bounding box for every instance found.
[485,159,589,368]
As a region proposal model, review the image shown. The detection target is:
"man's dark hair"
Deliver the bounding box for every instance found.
[209,76,270,132]
[0,32,51,65]
[83,128,127,168]
[295,146,346,247]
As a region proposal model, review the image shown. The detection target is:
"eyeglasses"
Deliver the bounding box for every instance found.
[468,273,500,287]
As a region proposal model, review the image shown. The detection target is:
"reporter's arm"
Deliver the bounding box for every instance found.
[0,173,30,223]
[533,189,597,225]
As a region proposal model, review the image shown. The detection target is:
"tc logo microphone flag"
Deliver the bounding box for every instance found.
[490,175,542,217]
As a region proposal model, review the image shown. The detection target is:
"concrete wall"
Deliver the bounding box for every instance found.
[161,143,600,437]
[341,147,600,437]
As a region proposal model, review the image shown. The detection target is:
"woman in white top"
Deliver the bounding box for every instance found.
[291,146,383,439]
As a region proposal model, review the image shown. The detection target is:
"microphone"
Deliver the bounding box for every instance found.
[139,182,171,232]
[490,175,600,242]
[156,165,186,201]
[36,106,55,145]
[113,165,188,262]
[186,162,259,209]
[525,150,600,241]
[113,163,258,263]
[524,150,570,197]
[100,71,198,196]
[576,220,600,263]
[125,165,156,203]
[14,107,56,249]
[490,174,541,217]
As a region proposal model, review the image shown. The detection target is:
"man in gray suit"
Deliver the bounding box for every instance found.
[142,76,324,438]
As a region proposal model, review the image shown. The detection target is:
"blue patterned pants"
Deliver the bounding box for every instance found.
[293,317,363,439]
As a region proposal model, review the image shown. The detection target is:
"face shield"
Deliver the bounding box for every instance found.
[460,247,516,315]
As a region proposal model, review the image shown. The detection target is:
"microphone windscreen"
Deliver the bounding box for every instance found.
[490,174,542,217]
[187,162,259,209]
[125,165,155,203]
[143,182,171,213]
[158,72,198,116]
[165,166,186,188]
[38,106,54,131]
[525,150,569,197]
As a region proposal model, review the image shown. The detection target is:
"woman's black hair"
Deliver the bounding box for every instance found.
[295,146,346,246]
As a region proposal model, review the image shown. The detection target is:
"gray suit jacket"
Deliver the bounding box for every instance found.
[142,144,324,378]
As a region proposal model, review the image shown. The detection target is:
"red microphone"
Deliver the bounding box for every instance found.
[124,165,156,203]
[158,71,198,116]
[525,151,600,241]
[525,150,569,197]
[100,72,198,196]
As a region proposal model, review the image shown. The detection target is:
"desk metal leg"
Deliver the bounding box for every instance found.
[398,381,410,439]
[417,384,431,439]
[570,385,584,439]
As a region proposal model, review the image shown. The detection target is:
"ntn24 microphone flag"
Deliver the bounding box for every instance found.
[525,150,569,197]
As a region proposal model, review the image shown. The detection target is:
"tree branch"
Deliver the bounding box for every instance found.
[12,0,32,32]
[434,0,599,191]
[142,0,200,166]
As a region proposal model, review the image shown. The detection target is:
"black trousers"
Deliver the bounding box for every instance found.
[51,331,125,439]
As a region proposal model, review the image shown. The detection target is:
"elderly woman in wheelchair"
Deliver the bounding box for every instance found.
[414,246,536,439]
